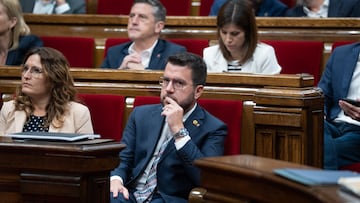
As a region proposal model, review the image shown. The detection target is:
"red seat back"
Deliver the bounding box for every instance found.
[340,163,360,173]
[162,0,192,16]
[41,36,95,68]
[198,98,243,155]
[133,96,243,155]
[332,41,357,52]
[280,0,296,8]
[78,94,125,141]
[104,38,131,58]
[262,40,324,85]
[168,39,209,57]
[199,0,213,16]
[96,0,132,15]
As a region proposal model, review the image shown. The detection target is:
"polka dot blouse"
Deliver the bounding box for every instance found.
[23,115,49,132]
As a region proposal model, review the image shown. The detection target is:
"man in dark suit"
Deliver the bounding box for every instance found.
[285,0,360,17]
[110,52,227,203]
[318,42,360,170]
[209,0,288,17]
[101,0,186,70]
[19,0,86,14]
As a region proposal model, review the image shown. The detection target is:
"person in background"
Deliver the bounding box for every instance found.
[110,52,227,203]
[0,47,93,135]
[209,0,289,17]
[101,0,186,70]
[285,0,360,17]
[0,0,43,66]
[204,0,281,74]
[318,42,360,170]
[19,0,86,14]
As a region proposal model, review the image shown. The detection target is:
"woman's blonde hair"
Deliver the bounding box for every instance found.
[0,0,30,50]
[15,47,77,129]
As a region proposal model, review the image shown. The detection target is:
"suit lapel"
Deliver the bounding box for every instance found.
[148,40,164,69]
[341,44,360,98]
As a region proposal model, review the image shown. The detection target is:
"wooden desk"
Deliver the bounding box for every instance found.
[0,137,125,203]
[0,67,324,168]
[190,155,360,203]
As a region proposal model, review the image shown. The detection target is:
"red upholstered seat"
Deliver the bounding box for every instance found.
[199,0,213,16]
[340,163,360,173]
[78,94,125,141]
[168,39,209,57]
[41,36,95,68]
[198,98,243,155]
[262,40,324,85]
[280,0,296,8]
[133,96,243,155]
[96,0,132,15]
[332,41,357,52]
[103,38,131,58]
[161,0,192,16]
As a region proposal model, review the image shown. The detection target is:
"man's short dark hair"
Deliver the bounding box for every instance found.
[133,0,166,22]
[167,52,207,86]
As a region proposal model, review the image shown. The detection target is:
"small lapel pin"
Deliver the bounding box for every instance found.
[193,120,200,127]
[157,54,161,58]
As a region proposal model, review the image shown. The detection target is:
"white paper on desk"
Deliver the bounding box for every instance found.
[5,132,100,142]
[338,177,360,197]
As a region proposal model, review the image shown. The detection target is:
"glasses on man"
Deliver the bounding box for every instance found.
[159,77,191,90]
[21,65,44,78]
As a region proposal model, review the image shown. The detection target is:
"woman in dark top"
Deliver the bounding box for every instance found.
[0,0,42,66]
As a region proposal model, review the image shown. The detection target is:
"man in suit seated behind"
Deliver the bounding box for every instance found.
[101,0,186,70]
[19,0,86,14]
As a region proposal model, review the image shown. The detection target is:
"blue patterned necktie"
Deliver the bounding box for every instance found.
[133,135,172,202]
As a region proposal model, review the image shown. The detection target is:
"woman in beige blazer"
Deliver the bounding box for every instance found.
[0,47,93,135]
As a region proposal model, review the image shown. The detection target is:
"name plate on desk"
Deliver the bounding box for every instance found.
[5,132,100,142]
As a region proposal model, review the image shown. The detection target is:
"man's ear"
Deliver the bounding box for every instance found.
[194,85,204,100]
[154,21,165,34]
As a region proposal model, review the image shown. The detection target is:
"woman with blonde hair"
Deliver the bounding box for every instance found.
[0,0,42,66]
[0,47,93,134]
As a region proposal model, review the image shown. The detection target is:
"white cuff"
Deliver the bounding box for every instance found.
[174,135,191,150]
[110,175,123,184]
[55,3,70,14]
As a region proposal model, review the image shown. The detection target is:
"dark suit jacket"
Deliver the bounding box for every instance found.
[318,42,360,121]
[19,0,86,14]
[111,103,227,203]
[101,39,186,70]
[285,0,360,17]
[7,35,43,66]
[209,0,288,16]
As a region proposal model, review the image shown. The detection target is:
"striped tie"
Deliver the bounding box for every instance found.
[133,137,171,202]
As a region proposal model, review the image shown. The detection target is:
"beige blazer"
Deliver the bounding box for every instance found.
[0,100,93,135]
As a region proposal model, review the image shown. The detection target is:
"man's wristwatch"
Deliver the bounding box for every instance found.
[173,128,189,139]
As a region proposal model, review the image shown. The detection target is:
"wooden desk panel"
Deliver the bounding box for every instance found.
[0,67,324,168]
[190,155,360,203]
[0,137,125,203]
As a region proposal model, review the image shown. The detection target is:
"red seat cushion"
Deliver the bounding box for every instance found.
[332,41,357,52]
[41,36,95,68]
[168,39,209,57]
[161,0,192,16]
[134,96,243,155]
[198,98,243,155]
[262,40,324,85]
[199,0,213,16]
[103,38,131,58]
[78,94,125,141]
[340,163,360,173]
[97,0,132,15]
